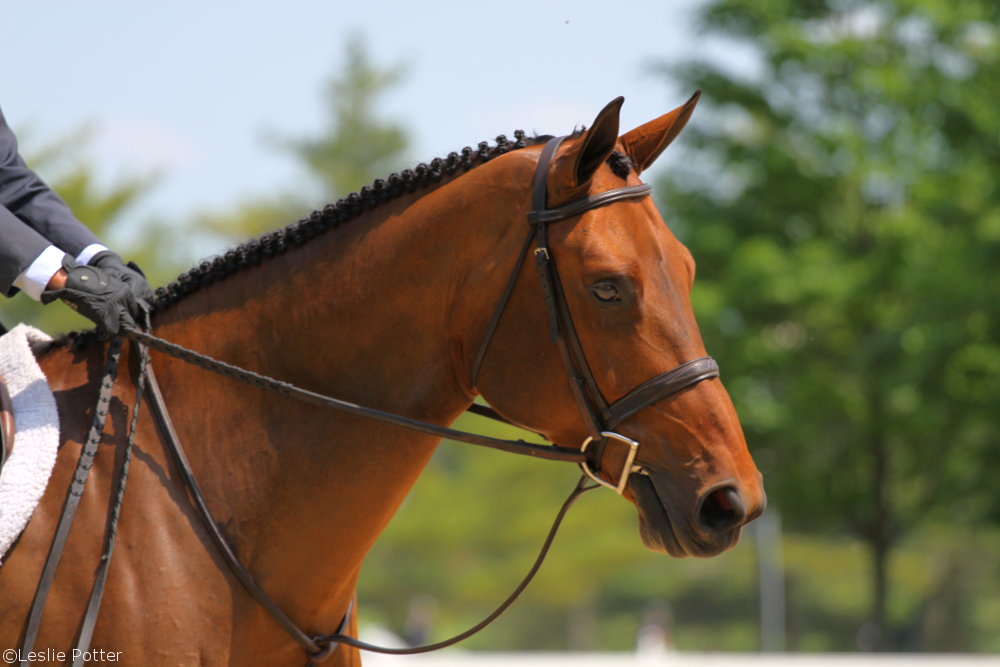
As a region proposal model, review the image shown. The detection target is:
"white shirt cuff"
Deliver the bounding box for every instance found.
[13,245,67,301]
[76,243,109,265]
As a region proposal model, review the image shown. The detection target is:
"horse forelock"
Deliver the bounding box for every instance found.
[607,150,634,180]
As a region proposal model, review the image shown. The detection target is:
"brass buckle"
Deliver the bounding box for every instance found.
[580,431,641,495]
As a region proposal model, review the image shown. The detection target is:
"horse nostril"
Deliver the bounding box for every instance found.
[698,486,746,534]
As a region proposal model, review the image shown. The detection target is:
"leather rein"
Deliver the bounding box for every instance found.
[20,136,720,664]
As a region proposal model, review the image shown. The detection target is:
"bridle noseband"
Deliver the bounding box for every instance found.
[472,135,720,494]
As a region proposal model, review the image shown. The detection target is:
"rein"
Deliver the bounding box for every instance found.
[139,349,598,660]
[20,135,721,663]
[124,328,585,464]
[19,323,151,667]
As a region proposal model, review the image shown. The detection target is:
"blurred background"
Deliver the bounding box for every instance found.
[3,0,998,658]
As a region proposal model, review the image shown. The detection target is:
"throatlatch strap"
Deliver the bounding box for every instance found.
[470,228,537,389]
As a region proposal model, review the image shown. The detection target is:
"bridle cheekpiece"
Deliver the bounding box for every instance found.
[472,135,720,495]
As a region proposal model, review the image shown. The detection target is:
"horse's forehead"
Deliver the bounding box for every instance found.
[575,197,683,269]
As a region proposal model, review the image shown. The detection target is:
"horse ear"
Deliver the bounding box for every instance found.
[570,96,624,186]
[620,90,701,175]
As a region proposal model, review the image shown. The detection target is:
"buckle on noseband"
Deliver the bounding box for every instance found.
[580,431,643,495]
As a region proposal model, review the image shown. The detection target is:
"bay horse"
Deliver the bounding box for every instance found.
[0,95,764,665]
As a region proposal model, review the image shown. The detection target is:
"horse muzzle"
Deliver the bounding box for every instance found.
[577,430,764,557]
[628,467,765,558]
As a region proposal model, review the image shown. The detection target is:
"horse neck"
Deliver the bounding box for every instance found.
[148,157,530,619]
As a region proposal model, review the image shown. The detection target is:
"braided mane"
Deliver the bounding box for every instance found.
[149,125,633,313]
[53,128,633,349]
[152,131,541,313]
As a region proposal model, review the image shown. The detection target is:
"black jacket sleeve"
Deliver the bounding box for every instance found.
[0,105,101,295]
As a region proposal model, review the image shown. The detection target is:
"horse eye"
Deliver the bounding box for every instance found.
[591,281,622,302]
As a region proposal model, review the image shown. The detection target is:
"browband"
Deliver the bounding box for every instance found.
[528,184,652,224]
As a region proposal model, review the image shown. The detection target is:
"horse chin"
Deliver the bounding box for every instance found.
[629,473,743,558]
[629,473,690,558]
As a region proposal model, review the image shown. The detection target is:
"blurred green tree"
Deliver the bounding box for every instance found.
[656,0,999,650]
[196,34,411,244]
[283,33,409,199]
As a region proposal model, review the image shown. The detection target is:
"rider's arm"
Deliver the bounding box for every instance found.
[0,105,107,298]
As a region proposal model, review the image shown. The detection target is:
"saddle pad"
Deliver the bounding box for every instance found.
[0,324,59,563]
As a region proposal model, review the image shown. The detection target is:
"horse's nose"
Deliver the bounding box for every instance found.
[696,484,749,537]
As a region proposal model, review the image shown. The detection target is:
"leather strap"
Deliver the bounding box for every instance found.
[472,135,661,444]
[521,136,721,489]
[143,354,596,660]
[71,339,151,665]
[527,183,652,224]
[532,239,605,437]
[127,328,584,465]
[20,339,123,666]
[17,130,720,664]
[529,137,610,436]
[606,357,720,429]
[470,229,536,388]
[143,363,328,656]
[468,134,717,484]
[307,599,354,664]
[315,476,597,655]
[530,136,566,212]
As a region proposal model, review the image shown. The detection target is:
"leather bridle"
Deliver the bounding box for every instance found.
[472,135,720,493]
[19,136,721,664]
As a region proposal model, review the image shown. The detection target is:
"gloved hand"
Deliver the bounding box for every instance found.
[41,255,141,340]
[88,250,155,308]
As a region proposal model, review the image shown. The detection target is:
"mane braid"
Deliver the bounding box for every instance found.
[52,126,624,350]
[151,130,541,313]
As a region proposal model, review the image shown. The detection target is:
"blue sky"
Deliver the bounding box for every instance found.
[4,1,703,253]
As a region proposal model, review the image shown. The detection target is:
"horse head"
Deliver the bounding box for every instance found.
[472,94,765,558]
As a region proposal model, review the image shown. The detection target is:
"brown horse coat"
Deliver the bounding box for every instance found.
[0,97,763,665]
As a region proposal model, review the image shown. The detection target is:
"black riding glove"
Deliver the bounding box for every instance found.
[41,255,140,340]
[88,250,155,308]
